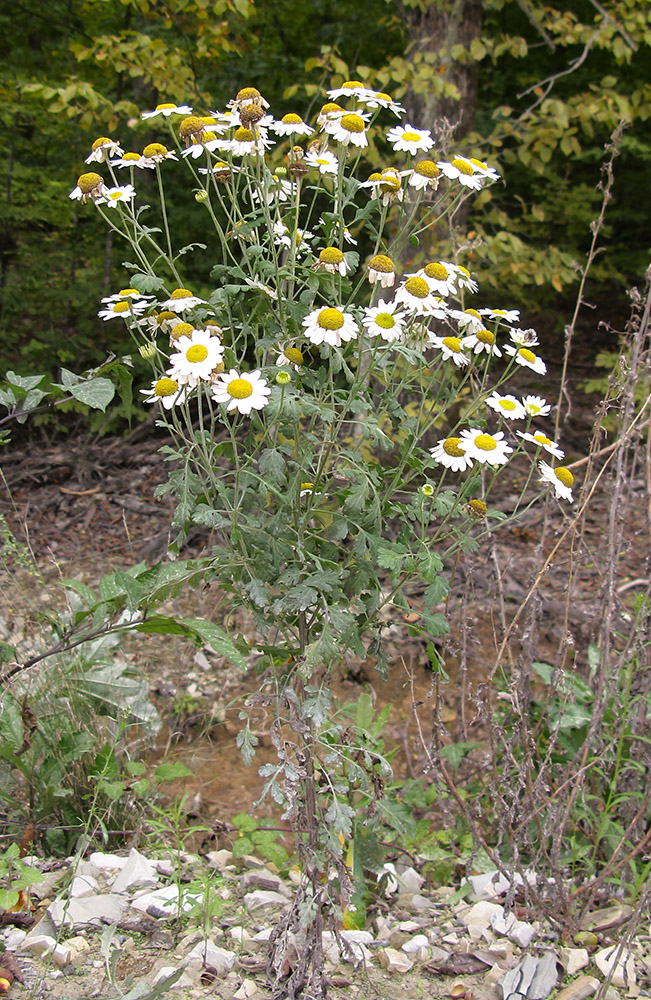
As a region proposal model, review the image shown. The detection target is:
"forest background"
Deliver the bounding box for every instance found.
[1,0,650,414]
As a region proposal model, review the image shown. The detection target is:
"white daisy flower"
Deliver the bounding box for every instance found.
[510,327,540,347]
[479,307,521,325]
[437,157,482,189]
[450,308,484,334]
[326,111,370,147]
[302,306,358,347]
[539,461,574,502]
[413,262,458,297]
[97,184,136,208]
[316,247,349,276]
[405,159,440,190]
[305,149,339,174]
[168,330,225,387]
[198,161,233,181]
[97,299,148,322]
[229,125,274,157]
[386,124,434,154]
[85,137,124,164]
[243,277,278,300]
[357,90,405,116]
[138,311,182,336]
[101,287,154,306]
[518,431,564,459]
[182,137,225,159]
[228,87,270,112]
[430,436,473,472]
[316,102,345,129]
[270,113,314,137]
[428,334,469,367]
[141,142,179,166]
[69,172,107,203]
[142,103,193,119]
[212,369,271,415]
[466,157,500,181]
[140,376,189,408]
[367,254,396,287]
[460,428,513,466]
[276,346,304,370]
[110,152,154,170]
[504,344,547,375]
[326,81,371,100]
[160,288,207,312]
[440,261,478,293]
[522,395,550,417]
[362,301,407,343]
[485,392,526,420]
[273,221,314,254]
[461,328,502,357]
[395,276,442,315]
[251,177,295,205]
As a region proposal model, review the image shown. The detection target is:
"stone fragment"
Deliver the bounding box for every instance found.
[184,940,236,975]
[70,874,99,898]
[378,947,413,973]
[240,868,288,894]
[402,933,429,954]
[389,930,409,949]
[48,893,128,929]
[500,951,557,1000]
[130,885,203,917]
[580,905,633,933]
[22,934,58,959]
[243,890,292,912]
[3,928,26,950]
[491,912,517,935]
[155,858,174,877]
[89,852,128,870]
[228,926,254,943]
[152,966,194,989]
[409,894,433,911]
[111,848,159,893]
[560,948,590,976]
[460,901,504,930]
[340,929,374,966]
[508,920,537,948]
[593,946,636,988]
[466,869,537,902]
[234,979,259,998]
[554,975,600,1000]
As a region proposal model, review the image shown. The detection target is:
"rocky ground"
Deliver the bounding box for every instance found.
[2,845,649,1000]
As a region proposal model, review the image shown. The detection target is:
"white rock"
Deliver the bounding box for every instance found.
[491,911,517,935]
[89,852,128,870]
[155,858,174,877]
[402,934,429,954]
[409,894,433,911]
[48,893,128,929]
[22,933,58,958]
[152,966,194,989]
[460,900,504,929]
[49,942,75,968]
[184,940,236,974]
[508,920,537,948]
[341,929,374,945]
[244,890,292,912]
[321,931,341,965]
[228,926,254,943]
[593,946,636,989]
[560,948,590,976]
[130,885,203,917]
[3,928,26,949]
[70,874,99,898]
[378,947,413,973]
[240,868,288,894]
[253,927,273,943]
[234,979,259,999]
[111,848,159,893]
[396,919,422,933]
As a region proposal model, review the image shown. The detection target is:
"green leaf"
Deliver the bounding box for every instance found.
[70,378,115,411]
[154,762,193,782]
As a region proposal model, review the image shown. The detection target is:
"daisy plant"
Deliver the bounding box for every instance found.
[54,79,581,1000]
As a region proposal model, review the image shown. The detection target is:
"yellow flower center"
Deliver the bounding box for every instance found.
[375,92,392,101]
[78,172,103,193]
[155,103,177,111]
[143,142,168,157]
[186,344,208,363]
[113,301,130,313]
[156,311,176,323]
[477,329,494,344]
[170,288,193,300]
[404,276,429,299]
[469,157,487,169]
[451,157,474,175]
[467,498,487,518]
[443,438,465,457]
[340,113,365,134]
[301,481,314,490]
[173,322,194,339]
[91,137,111,150]
[369,254,394,273]
[236,87,261,101]
[155,377,179,397]
[109,190,125,200]
[284,347,304,366]
[179,116,205,138]
[228,377,253,399]
[442,336,462,352]
[415,160,440,178]
[200,117,218,125]
[466,308,481,317]
[320,247,344,264]
[500,399,516,410]
[123,152,141,161]
[234,127,254,142]
[380,170,401,191]
[402,131,422,143]
[533,433,551,445]
[475,434,497,452]
[375,313,395,329]
[519,348,536,363]
[424,262,448,280]
[320,103,344,114]
[458,265,471,277]
[343,80,364,88]
[282,113,303,124]
[118,288,139,297]
[555,467,574,487]
[318,308,344,330]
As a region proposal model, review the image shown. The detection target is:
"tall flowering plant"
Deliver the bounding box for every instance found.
[68,82,578,994]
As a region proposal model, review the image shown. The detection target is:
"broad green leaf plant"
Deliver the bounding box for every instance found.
[63,82,580,996]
